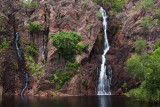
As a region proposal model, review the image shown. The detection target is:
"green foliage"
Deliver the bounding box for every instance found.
[125,45,160,102]
[28,22,41,34]
[76,43,88,54]
[26,56,42,76]
[51,70,61,85]
[5,4,9,11]
[98,34,102,40]
[50,59,80,90]
[27,42,38,56]
[125,54,146,81]
[155,9,160,25]
[50,31,82,59]
[53,90,59,96]
[66,61,79,74]
[96,11,103,20]
[22,0,38,7]
[156,9,160,19]
[57,72,71,90]
[129,86,160,102]
[95,0,126,13]
[122,81,127,93]
[135,40,146,54]
[111,29,117,36]
[138,0,154,11]
[111,0,126,12]
[141,16,152,28]
[82,80,88,88]
[82,1,89,7]
[0,14,8,32]
[0,38,11,52]
[51,70,71,90]
[154,40,160,51]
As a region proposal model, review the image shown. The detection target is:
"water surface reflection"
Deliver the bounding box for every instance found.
[0,95,160,107]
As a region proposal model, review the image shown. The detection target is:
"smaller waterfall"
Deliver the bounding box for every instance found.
[15,32,29,98]
[97,7,112,95]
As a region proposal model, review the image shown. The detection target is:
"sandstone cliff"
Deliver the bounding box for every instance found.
[0,0,159,96]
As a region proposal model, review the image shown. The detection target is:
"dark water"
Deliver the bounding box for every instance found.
[0,95,159,107]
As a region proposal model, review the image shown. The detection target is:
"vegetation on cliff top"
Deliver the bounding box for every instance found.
[95,0,127,16]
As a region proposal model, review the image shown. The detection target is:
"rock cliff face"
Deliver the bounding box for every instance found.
[0,0,103,95]
[1,0,159,96]
[106,0,160,94]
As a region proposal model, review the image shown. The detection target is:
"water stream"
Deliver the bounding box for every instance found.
[15,32,29,98]
[97,7,112,95]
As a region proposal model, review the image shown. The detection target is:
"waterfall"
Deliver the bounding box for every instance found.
[15,32,29,98]
[97,7,112,95]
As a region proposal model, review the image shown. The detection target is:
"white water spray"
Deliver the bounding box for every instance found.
[97,7,112,95]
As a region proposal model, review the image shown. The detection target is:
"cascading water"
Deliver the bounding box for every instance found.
[97,7,112,95]
[15,32,29,98]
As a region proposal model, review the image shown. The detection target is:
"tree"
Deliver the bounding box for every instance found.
[50,31,82,59]
[125,47,160,102]
[135,40,146,54]
[28,22,41,34]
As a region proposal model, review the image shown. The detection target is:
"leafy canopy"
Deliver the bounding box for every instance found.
[27,42,38,56]
[125,40,160,102]
[50,31,82,59]
[135,40,146,54]
[28,22,41,34]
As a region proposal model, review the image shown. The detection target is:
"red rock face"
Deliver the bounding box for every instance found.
[105,0,160,94]
[2,0,159,96]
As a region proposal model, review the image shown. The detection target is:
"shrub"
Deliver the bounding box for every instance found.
[141,16,152,28]
[26,56,41,76]
[22,0,38,7]
[0,14,8,32]
[155,9,160,25]
[135,40,146,54]
[0,38,10,52]
[122,81,127,93]
[96,11,103,20]
[51,70,71,90]
[28,22,41,34]
[57,72,71,90]
[125,54,146,81]
[154,40,160,50]
[82,1,89,7]
[76,43,88,54]
[156,9,160,20]
[95,0,126,12]
[98,33,102,40]
[138,0,154,11]
[66,61,79,73]
[51,70,61,85]
[129,85,160,102]
[125,44,160,102]
[82,80,88,88]
[27,42,38,56]
[50,31,82,59]
[111,0,125,12]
